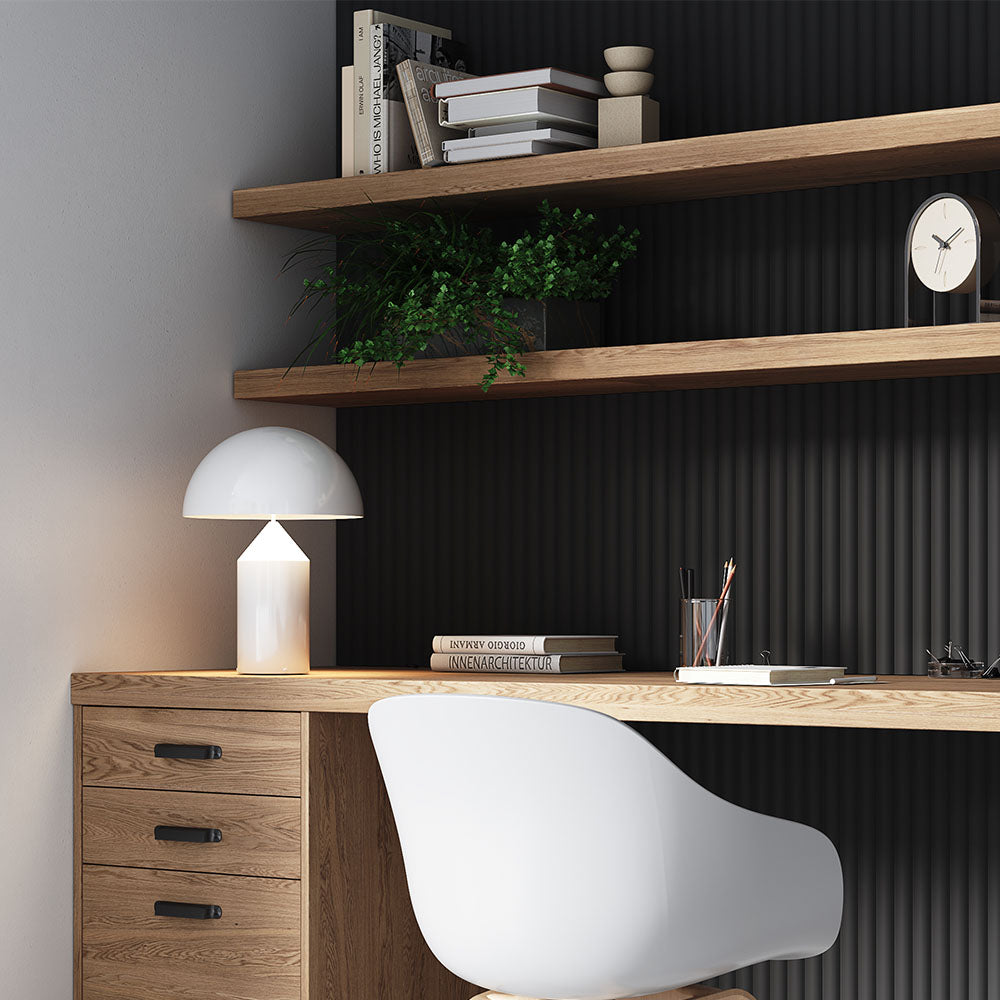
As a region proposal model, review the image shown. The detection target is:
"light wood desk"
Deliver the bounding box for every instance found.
[70,669,1000,1000]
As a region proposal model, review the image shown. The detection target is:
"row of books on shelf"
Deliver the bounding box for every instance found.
[345,9,603,174]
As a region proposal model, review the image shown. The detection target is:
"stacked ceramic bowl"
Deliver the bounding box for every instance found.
[603,46,654,96]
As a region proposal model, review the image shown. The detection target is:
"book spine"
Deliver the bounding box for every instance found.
[430,653,562,672]
[397,62,436,167]
[369,22,385,173]
[340,65,355,177]
[352,12,373,175]
[433,636,545,654]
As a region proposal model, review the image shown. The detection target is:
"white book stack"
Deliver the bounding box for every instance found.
[430,634,623,673]
[434,68,605,164]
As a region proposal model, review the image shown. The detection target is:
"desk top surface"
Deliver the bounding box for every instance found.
[70,669,1000,733]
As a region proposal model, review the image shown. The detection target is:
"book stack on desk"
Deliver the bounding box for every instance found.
[430,634,623,673]
[434,69,604,163]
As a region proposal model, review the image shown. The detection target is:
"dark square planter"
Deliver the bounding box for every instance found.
[421,298,603,358]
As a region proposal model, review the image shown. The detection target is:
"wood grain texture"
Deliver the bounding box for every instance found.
[81,864,300,1000]
[233,325,1000,408]
[82,787,301,877]
[72,669,1000,733]
[232,103,1000,233]
[81,706,301,796]
[307,712,471,1000]
[74,705,83,1000]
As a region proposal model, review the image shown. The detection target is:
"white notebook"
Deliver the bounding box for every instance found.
[443,128,596,153]
[444,139,575,163]
[434,68,606,100]
[440,86,598,131]
[674,665,846,685]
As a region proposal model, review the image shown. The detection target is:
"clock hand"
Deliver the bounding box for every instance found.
[932,233,948,248]
[944,226,964,246]
[935,247,946,274]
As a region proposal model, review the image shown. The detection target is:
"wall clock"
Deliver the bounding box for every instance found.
[904,193,1000,325]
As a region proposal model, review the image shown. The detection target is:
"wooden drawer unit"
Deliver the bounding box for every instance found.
[81,706,301,796]
[73,676,477,1000]
[81,864,300,1000]
[82,787,301,878]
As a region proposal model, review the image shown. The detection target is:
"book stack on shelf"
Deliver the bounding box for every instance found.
[433,69,605,164]
[342,10,605,171]
[430,634,623,673]
[346,8,469,176]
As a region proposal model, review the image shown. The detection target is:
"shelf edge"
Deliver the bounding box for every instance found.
[234,325,1000,407]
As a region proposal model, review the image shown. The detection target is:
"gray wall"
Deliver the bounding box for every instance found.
[0,3,337,994]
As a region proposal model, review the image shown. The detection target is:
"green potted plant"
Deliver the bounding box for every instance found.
[283,202,639,391]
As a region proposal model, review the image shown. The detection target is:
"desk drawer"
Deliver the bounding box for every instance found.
[82,787,301,878]
[81,864,300,1000]
[81,707,301,796]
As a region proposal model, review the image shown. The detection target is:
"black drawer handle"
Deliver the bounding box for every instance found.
[154,825,223,844]
[154,743,222,760]
[154,900,222,920]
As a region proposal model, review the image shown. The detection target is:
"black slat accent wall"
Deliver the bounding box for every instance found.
[334,3,1000,997]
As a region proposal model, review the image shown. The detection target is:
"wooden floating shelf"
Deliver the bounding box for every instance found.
[234,324,1000,407]
[232,103,1000,233]
[72,669,1000,734]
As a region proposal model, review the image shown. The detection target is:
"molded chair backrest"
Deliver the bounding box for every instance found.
[368,694,842,1000]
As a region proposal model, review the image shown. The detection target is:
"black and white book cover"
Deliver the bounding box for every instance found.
[373,28,468,172]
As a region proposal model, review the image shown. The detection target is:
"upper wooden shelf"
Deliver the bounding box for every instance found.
[233,104,1000,233]
[234,323,1000,407]
[72,669,1000,733]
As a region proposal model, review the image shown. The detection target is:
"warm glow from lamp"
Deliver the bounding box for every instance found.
[183,427,363,674]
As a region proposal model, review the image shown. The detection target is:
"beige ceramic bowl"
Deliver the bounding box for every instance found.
[603,45,654,71]
[603,71,654,97]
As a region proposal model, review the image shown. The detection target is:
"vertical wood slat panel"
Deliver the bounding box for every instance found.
[333,3,1000,998]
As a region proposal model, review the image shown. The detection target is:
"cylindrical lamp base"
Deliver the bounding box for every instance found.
[236,521,310,675]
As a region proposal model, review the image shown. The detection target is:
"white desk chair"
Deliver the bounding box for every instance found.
[368,694,842,1000]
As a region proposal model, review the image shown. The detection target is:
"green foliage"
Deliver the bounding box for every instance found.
[283,202,639,391]
[495,203,640,301]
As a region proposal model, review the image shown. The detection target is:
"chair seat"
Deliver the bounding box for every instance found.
[470,989,757,1000]
[369,694,842,1000]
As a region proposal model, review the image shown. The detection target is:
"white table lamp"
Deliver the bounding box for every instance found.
[183,426,362,674]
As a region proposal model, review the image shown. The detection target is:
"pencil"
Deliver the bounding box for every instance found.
[716,559,735,664]
[693,560,736,667]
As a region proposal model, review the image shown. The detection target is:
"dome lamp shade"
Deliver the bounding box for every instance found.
[183,426,363,520]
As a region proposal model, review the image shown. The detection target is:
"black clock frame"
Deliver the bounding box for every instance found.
[904,191,987,327]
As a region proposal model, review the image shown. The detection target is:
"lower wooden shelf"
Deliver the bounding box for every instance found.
[71,669,1000,733]
[234,323,1000,407]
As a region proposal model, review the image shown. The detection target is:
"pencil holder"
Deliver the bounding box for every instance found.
[679,597,731,667]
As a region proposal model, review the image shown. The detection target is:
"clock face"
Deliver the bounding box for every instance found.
[910,196,979,293]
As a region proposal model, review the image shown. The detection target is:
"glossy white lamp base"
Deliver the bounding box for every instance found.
[236,520,310,674]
